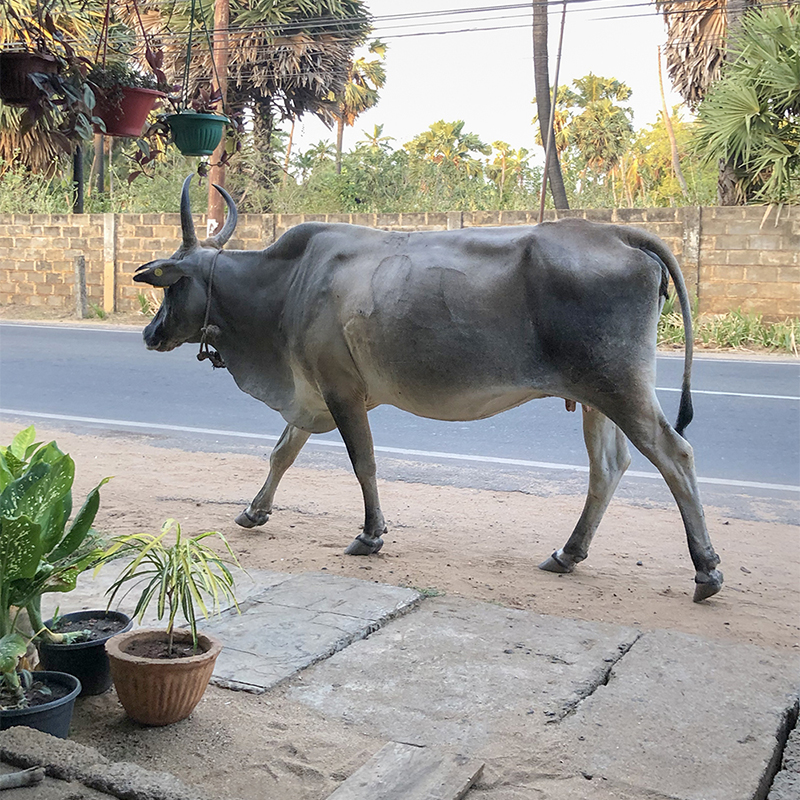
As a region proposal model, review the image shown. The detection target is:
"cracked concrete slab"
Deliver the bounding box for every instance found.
[289,596,640,748]
[559,629,800,800]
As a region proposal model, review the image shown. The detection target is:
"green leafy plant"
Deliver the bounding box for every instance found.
[88,302,107,319]
[0,425,109,707]
[658,294,799,354]
[102,520,242,656]
[87,61,164,93]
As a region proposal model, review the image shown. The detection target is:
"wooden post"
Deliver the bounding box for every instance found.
[72,144,84,213]
[74,254,88,318]
[207,0,230,237]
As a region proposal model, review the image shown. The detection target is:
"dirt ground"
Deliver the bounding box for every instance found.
[1,414,797,800]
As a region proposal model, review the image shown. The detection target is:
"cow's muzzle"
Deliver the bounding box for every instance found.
[142,320,178,352]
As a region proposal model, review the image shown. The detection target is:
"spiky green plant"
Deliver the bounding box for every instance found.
[102,520,242,655]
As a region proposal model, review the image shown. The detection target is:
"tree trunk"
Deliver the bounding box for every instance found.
[718,0,750,205]
[282,116,296,187]
[532,0,569,209]
[335,116,345,175]
[658,47,688,199]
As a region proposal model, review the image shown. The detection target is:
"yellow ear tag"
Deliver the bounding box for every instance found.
[154,268,163,277]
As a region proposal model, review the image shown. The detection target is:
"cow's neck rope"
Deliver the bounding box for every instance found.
[197,249,226,369]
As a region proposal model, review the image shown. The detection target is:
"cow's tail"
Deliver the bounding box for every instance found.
[629,230,694,437]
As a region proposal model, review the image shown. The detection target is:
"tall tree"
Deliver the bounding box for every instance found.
[694,5,800,204]
[405,120,491,176]
[656,0,762,203]
[531,0,568,209]
[356,123,393,153]
[333,39,386,174]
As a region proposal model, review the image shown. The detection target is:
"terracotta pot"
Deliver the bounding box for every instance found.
[93,86,165,138]
[105,628,222,726]
[0,51,58,105]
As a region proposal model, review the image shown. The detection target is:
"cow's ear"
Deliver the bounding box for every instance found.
[134,260,186,287]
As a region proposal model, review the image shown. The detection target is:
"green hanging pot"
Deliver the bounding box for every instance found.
[165,111,228,157]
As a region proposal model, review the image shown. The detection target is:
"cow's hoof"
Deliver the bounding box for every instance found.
[538,551,575,574]
[693,569,723,602]
[235,508,269,529]
[345,535,384,555]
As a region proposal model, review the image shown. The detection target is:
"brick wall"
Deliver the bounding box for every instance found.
[1,205,798,319]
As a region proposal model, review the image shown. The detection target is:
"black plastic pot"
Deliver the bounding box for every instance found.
[38,610,132,696]
[0,671,80,739]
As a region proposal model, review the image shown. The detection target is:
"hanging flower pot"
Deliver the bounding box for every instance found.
[93,85,165,138]
[0,51,58,106]
[165,111,228,157]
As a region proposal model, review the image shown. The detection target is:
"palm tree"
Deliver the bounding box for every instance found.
[137,0,371,184]
[531,0,568,208]
[656,0,730,110]
[0,0,103,173]
[306,139,336,163]
[533,85,573,154]
[656,0,761,203]
[568,75,634,180]
[333,39,387,173]
[356,123,393,153]
[694,5,800,204]
[405,120,491,174]
[485,141,531,197]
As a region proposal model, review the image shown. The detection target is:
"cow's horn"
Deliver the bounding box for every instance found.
[180,174,198,250]
[209,184,238,247]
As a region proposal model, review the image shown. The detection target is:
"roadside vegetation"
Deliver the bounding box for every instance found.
[658,295,798,355]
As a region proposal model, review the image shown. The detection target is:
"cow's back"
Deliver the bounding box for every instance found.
[283,220,664,420]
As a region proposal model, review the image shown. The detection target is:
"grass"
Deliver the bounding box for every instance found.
[136,291,159,317]
[87,302,107,320]
[658,294,798,355]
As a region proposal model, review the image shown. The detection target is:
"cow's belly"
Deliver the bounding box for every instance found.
[368,381,549,422]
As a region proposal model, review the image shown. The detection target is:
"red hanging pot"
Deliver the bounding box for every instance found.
[93,85,166,137]
[0,51,58,106]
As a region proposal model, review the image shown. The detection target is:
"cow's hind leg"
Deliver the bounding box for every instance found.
[323,392,386,555]
[236,424,311,528]
[613,394,723,602]
[540,405,631,574]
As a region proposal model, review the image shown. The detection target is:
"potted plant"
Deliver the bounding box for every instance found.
[102,519,242,726]
[0,425,113,736]
[0,49,59,105]
[164,85,228,157]
[88,60,167,138]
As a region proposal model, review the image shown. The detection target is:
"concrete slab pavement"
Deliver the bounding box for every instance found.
[32,568,800,800]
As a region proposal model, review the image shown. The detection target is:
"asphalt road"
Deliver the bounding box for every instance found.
[1,322,798,523]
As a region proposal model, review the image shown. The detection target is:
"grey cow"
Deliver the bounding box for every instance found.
[134,176,723,602]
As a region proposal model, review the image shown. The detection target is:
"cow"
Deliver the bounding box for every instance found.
[134,176,723,602]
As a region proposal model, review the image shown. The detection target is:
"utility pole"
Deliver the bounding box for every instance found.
[207,0,229,237]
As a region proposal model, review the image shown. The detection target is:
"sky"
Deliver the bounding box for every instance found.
[291,0,685,164]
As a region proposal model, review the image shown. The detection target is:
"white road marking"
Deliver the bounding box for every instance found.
[3,324,797,401]
[2,408,798,494]
[656,387,800,401]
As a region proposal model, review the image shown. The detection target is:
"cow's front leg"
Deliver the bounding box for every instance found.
[236,424,311,528]
[540,405,631,573]
[324,392,386,555]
